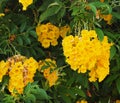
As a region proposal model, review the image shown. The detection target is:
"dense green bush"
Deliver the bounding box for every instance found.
[0,0,120,103]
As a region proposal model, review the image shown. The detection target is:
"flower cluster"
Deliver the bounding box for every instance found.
[76,100,88,103]
[36,23,60,48]
[59,25,70,38]
[62,30,112,82]
[36,23,70,48]
[38,58,59,87]
[0,55,38,94]
[96,10,112,25]
[19,0,33,10]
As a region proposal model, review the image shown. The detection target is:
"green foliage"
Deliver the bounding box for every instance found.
[39,0,66,24]
[0,0,120,102]
[95,28,104,41]
[23,82,49,103]
[1,94,15,103]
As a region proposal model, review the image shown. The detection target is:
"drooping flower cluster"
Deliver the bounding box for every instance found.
[62,30,112,82]
[38,58,59,87]
[36,23,70,48]
[19,0,33,10]
[36,23,60,48]
[0,55,38,94]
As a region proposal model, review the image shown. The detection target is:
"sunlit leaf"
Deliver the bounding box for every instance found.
[110,45,116,60]
[95,28,104,41]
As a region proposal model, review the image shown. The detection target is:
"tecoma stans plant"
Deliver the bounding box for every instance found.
[0,0,120,103]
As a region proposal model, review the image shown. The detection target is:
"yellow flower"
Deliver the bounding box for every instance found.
[7,55,38,95]
[23,57,38,85]
[43,68,50,79]
[96,66,109,82]
[0,61,9,82]
[100,0,104,2]
[116,100,120,103]
[59,25,70,38]
[102,14,112,25]
[47,31,56,39]
[41,39,50,48]
[0,13,5,17]
[19,0,33,10]
[76,100,88,103]
[96,10,112,25]
[36,24,48,34]
[62,30,112,82]
[8,62,24,94]
[89,68,97,82]
[51,39,58,46]
[38,58,58,87]
[47,70,58,87]
[36,23,60,48]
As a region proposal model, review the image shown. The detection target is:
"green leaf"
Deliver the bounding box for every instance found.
[71,6,80,16]
[104,30,115,40]
[35,88,49,100]
[25,94,36,103]
[38,0,53,11]
[57,7,66,20]
[40,3,62,22]
[1,75,9,92]
[24,98,32,103]
[67,89,76,99]
[93,81,99,90]
[24,83,49,100]
[35,48,45,57]
[105,74,119,86]
[2,94,15,103]
[0,0,6,12]
[66,77,75,87]
[89,2,112,14]
[29,48,36,57]
[16,36,23,45]
[60,94,71,103]
[112,12,120,20]
[116,77,120,94]
[94,22,101,28]
[22,48,30,57]
[95,28,104,41]
[29,31,37,39]
[24,83,31,94]
[77,74,89,88]
[41,65,50,71]
[20,22,27,33]
[110,45,116,60]
[88,3,97,15]
[22,35,31,45]
[74,87,86,97]
[48,2,59,8]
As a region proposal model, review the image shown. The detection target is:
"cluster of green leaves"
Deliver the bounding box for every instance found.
[0,1,45,60]
[0,82,49,103]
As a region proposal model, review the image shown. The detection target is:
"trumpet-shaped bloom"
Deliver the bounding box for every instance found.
[19,0,33,10]
[62,30,112,82]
